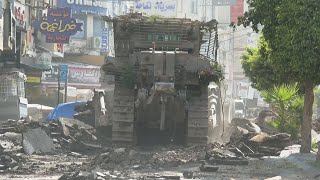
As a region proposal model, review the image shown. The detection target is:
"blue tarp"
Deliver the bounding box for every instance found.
[47,101,86,121]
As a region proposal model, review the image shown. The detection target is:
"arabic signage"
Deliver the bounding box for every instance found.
[135,0,176,17]
[57,0,110,16]
[25,69,42,84]
[42,64,100,84]
[26,77,41,83]
[101,28,108,53]
[14,2,28,29]
[230,0,244,23]
[33,7,83,44]
[213,0,237,6]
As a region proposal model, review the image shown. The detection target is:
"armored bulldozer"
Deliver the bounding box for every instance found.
[98,13,220,145]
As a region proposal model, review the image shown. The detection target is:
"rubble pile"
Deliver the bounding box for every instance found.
[0,119,27,134]
[44,117,101,153]
[0,116,101,155]
[313,118,320,133]
[89,144,220,172]
[205,148,249,166]
[73,101,95,127]
[152,144,220,167]
[0,120,33,173]
[224,118,292,158]
[0,151,29,173]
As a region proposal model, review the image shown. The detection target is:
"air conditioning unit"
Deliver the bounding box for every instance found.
[87,37,102,49]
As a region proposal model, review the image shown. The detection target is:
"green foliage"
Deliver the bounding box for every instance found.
[261,84,303,139]
[210,62,225,84]
[312,140,318,152]
[312,140,319,153]
[147,15,163,22]
[238,0,320,152]
[238,0,320,84]
[199,62,225,85]
[241,36,292,91]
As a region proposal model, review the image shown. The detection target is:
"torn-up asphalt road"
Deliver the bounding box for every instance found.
[0,145,319,180]
[0,117,319,179]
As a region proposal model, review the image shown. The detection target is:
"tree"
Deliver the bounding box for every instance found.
[261,84,303,140]
[241,36,291,91]
[237,0,320,153]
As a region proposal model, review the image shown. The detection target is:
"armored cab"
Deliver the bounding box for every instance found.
[101,13,219,145]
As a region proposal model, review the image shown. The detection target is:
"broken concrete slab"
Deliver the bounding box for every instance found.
[114,148,126,153]
[146,175,181,180]
[265,176,282,180]
[58,117,94,131]
[231,118,251,127]
[245,122,261,133]
[0,132,22,143]
[183,171,193,178]
[0,140,15,150]
[22,128,55,155]
[208,158,249,166]
[70,141,102,153]
[230,126,249,142]
[199,165,219,172]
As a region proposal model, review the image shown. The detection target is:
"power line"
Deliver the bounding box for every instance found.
[219,33,258,44]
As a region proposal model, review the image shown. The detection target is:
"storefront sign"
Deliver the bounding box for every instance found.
[26,76,41,83]
[33,7,83,44]
[101,28,108,53]
[72,18,85,39]
[57,0,110,16]
[135,0,176,17]
[213,0,237,6]
[14,2,28,29]
[42,64,100,84]
[53,43,64,57]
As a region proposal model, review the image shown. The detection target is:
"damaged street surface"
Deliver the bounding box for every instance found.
[1,5,320,180]
[0,117,319,180]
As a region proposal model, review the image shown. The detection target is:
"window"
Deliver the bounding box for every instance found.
[147,34,153,41]
[93,17,104,37]
[191,0,198,14]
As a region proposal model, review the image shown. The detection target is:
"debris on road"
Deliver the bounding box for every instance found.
[22,128,55,155]
[0,113,302,179]
[199,164,219,172]
[182,171,193,178]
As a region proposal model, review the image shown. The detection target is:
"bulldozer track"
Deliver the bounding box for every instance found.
[187,88,209,145]
[111,85,136,144]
